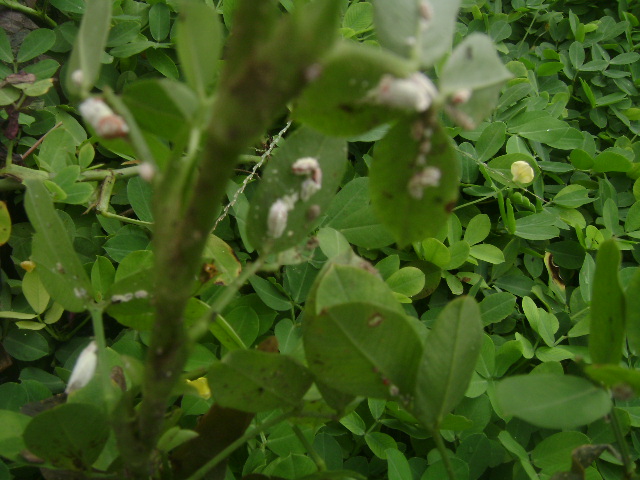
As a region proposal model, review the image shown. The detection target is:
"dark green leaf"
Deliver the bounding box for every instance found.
[496,374,611,429]
[413,297,483,429]
[370,118,459,246]
[17,29,56,63]
[24,180,93,312]
[23,403,109,470]
[175,0,222,97]
[247,126,347,254]
[589,240,625,364]
[207,350,312,412]
[65,0,111,95]
[304,302,422,399]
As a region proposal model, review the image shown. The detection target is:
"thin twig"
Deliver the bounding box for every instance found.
[212,121,291,232]
[21,122,63,161]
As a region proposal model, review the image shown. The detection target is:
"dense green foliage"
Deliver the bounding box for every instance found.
[1,0,640,479]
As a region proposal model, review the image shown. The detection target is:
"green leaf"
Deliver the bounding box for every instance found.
[413,297,483,430]
[0,29,12,62]
[496,374,611,429]
[522,297,558,347]
[476,123,506,163]
[146,48,179,79]
[2,329,49,361]
[23,403,109,470]
[22,270,50,315]
[0,201,11,246]
[370,118,459,246]
[175,0,222,97]
[202,234,241,286]
[508,112,583,149]
[626,269,640,356]
[479,292,516,326]
[364,432,397,460]
[0,410,30,460]
[322,177,395,249]
[589,240,625,364]
[149,3,171,42]
[122,78,197,141]
[514,211,560,241]
[469,244,505,264]
[585,364,640,395]
[553,185,594,208]
[91,256,115,302]
[17,29,56,63]
[497,430,538,480]
[343,1,373,33]
[207,350,312,412]
[312,263,403,315]
[374,0,461,67]
[127,176,154,223]
[531,431,591,475]
[294,41,414,137]
[247,126,347,254]
[249,276,291,311]
[303,302,423,398]
[593,150,632,173]
[65,0,111,95]
[464,214,491,246]
[24,180,93,312]
[103,226,150,263]
[386,448,411,480]
[386,267,425,297]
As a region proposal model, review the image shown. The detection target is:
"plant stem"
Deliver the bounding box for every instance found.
[89,307,116,408]
[186,410,295,480]
[433,430,456,480]
[610,408,636,479]
[292,424,326,472]
[0,0,56,26]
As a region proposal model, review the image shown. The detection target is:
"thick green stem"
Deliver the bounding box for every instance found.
[0,0,56,26]
[433,431,456,480]
[89,307,116,408]
[610,408,636,479]
[292,424,326,472]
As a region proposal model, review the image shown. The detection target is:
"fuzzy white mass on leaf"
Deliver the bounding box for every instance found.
[407,166,441,199]
[267,199,292,239]
[370,73,438,112]
[66,341,98,393]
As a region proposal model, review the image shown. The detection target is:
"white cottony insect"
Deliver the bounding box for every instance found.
[70,69,84,87]
[291,157,320,175]
[267,199,291,239]
[292,157,322,201]
[73,287,87,299]
[370,73,438,112]
[450,88,472,105]
[78,97,129,139]
[138,162,155,182]
[418,0,433,31]
[66,341,98,394]
[407,166,442,200]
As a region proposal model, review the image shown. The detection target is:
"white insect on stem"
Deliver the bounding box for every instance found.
[78,97,129,139]
[418,0,434,31]
[407,166,442,200]
[292,156,323,201]
[70,69,84,87]
[66,341,98,393]
[370,73,438,112]
[450,88,472,105]
[267,199,291,239]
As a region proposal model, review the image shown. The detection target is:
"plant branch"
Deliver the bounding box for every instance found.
[433,430,456,480]
[292,424,326,472]
[610,407,636,479]
[0,0,56,27]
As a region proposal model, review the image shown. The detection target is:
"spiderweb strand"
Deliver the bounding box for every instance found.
[212,121,292,232]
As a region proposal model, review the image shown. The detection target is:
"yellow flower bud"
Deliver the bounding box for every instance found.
[186,377,211,399]
[511,160,535,184]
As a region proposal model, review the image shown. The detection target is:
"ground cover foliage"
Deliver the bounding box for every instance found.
[1,0,640,479]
